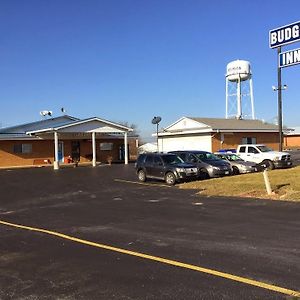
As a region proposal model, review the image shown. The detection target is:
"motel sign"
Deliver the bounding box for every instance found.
[269,21,300,152]
[269,21,300,48]
[279,48,300,68]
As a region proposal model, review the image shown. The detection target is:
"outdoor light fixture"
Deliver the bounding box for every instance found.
[272,84,287,91]
[152,116,162,152]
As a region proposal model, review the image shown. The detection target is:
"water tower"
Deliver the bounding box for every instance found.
[225,60,255,119]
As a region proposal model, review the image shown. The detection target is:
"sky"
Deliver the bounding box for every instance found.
[0,0,300,141]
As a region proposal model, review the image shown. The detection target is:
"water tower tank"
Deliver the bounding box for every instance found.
[226,60,251,82]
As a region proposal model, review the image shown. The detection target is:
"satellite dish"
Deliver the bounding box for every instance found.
[39,110,52,117]
[152,116,162,124]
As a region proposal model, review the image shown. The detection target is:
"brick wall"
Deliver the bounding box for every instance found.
[0,137,138,168]
[0,140,54,167]
[211,132,280,152]
[284,135,300,149]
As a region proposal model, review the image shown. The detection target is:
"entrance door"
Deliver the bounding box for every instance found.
[58,142,64,163]
[119,144,129,161]
[71,141,80,162]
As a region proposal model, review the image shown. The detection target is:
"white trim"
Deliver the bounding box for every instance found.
[26,118,133,135]
[163,116,188,131]
[26,127,55,135]
[54,117,133,132]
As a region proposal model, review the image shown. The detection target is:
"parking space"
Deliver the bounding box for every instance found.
[290,150,300,166]
[0,165,299,299]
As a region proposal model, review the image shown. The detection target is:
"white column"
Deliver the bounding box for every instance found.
[92,131,96,167]
[124,132,128,165]
[54,131,59,170]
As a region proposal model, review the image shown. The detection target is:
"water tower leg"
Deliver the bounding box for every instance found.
[250,78,255,119]
[237,76,242,119]
[225,77,229,119]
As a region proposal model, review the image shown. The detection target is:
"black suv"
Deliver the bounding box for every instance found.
[135,153,198,185]
[169,150,232,178]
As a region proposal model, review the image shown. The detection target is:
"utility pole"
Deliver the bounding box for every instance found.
[277,46,283,152]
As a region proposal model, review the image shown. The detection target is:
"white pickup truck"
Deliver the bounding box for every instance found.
[236,144,293,170]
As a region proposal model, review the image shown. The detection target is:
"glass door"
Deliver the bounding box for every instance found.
[71,141,80,162]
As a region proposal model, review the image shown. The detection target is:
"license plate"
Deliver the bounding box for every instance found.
[225,171,229,175]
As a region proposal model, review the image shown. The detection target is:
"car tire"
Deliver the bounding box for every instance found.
[138,170,147,182]
[165,172,176,186]
[264,160,275,170]
[199,168,210,179]
[232,166,240,175]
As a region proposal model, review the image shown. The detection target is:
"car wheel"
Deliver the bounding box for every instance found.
[232,166,239,175]
[199,168,210,179]
[165,172,176,186]
[264,160,275,170]
[138,170,147,182]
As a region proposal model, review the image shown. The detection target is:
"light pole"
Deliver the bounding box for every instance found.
[152,116,162,152]
[272,82,287,152]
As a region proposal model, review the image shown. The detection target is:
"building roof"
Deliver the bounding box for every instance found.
[0,115,133,140]
[157,117,279,137]
[0,115,78,134]
[189,117,278,131]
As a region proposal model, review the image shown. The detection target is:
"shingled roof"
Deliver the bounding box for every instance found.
[189,117,278,131]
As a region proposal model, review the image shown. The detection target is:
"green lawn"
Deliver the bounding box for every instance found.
[179,166,300,201]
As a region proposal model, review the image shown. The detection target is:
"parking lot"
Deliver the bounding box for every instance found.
[0,164,299,299]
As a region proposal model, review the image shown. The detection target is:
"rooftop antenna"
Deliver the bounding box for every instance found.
[61,107,66,114]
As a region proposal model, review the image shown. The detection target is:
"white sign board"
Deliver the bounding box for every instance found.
[269,21,300,48]
[279,48,300,68]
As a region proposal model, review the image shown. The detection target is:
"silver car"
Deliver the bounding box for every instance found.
[215,152,258,175]
[170,150,232,178]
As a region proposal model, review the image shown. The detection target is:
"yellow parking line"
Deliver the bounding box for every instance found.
[114,179,171,187]
[0,219,299,297]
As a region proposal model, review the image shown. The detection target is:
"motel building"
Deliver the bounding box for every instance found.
[0,115,138,169]
[156,117,282,153]
[284,127,300,149]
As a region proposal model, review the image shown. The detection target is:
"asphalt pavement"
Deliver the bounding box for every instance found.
[0,164,299,299]
[289,150,300,166]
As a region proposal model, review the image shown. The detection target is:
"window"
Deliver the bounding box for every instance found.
[187,153,197,163]
[248,146,259,154]
[242,137,256,144]
[161,154,183,164]
[100,143,113,150]
[257,145,273,152]
[145,155,153,164]
[239,146,246,153]
[153,156,162,165]
[13,144,32,154]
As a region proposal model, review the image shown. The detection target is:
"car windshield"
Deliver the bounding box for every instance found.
[226,154,244,161]
[161,154,184,165]
[194,152,219,161]
[257,145,273,152]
